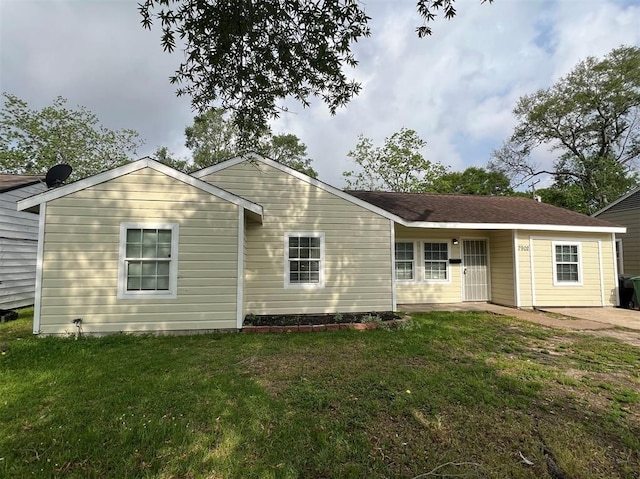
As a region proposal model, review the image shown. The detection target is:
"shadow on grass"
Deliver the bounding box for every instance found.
[1,311,638,478]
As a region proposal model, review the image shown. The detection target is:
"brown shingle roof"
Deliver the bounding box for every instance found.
[347,191,620,228]
[0,174,44,193]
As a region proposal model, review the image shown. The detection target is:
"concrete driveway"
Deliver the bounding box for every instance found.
[399,302,640,346]
[538,307,640,331]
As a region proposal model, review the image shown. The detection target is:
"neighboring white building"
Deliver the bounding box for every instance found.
[0,175,46,309]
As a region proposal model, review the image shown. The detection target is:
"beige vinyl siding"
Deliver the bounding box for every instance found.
[39,168,239,335]
[394,227,481,304]
[201,161,393,314]
[516,231,617,307]
[488,230,515,306]
[596,208,640,274]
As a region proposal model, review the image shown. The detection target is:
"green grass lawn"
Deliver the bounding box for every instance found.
[1,309,638,478]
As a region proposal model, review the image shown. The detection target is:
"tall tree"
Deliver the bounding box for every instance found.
[432,166,513,195]
[154,146,190,173]
[159,108,318,177]
[0,93,143,180]
[343,128,447,192]
[490,45,640,214]
[185,108,244,170]
[262,134,318,178]
[139,1,492,137]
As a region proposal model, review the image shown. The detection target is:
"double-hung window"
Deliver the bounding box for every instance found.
[554,243,581,284]
[424,242,449,281]
[395,242,415,281]
[118,223,179,299]
[285,232,324,288]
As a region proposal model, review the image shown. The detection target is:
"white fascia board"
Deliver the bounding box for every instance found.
[17,157,263,218]
[592,185,640,217]
[397,220,626,234]
[191,154,250,177]
[148,160,263,217]
[17,158,150,210]
[192,153,405,224]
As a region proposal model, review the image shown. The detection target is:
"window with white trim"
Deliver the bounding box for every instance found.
[424,242,449,280]
[285,233,324,287]
[554,243,580,283]
[118,223,179,299]
[395,242,415,280]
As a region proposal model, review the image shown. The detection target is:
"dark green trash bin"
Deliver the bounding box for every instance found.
[630,276,640,309]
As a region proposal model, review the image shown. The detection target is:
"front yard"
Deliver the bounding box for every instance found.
[1,309,638,478]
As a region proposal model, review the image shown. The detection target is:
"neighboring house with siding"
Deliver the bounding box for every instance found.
[593,186,640,275]
[0,174,47,309]
[18,155,624,336]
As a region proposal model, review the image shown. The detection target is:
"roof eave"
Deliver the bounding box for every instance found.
[0,179,44,194]
[398,220,626,234]
[592,185,640,217]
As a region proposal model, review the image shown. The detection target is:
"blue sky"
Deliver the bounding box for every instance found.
[1,0,639,188]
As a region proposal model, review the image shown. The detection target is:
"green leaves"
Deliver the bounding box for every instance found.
[433,167,513,196]
[156,107,317,177]
[343,128,447,192]
[0,93,143,180]
[490,45,640,214]
[417,0,493,37]
[139,0,371,139]
[140,1,494,137]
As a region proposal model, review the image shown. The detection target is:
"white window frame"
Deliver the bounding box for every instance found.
[284,232,325,289]
[394,241,416,282]
[552,241,582,286]
[423,241,451,283]
[117,222,179,299]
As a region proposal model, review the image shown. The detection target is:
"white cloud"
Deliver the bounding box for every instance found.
[2,0,639,188]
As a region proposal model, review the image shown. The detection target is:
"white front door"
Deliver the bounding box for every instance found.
[462,240,489,301]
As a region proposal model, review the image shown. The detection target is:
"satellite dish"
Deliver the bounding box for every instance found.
[45,164,72,188]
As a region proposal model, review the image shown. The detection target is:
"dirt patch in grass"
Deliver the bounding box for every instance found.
[586,328,640,347]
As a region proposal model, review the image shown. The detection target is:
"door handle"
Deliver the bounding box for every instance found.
[463,268,467,275]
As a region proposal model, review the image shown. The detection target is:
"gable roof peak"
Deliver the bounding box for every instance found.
[17,157,263,217]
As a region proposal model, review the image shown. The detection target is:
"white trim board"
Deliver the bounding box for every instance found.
[32,202,46,335]
[236,207,245,329]
[513,230,521,308]
[390,219,397,312]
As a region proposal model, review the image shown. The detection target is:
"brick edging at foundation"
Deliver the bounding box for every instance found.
[241,317,410,333]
